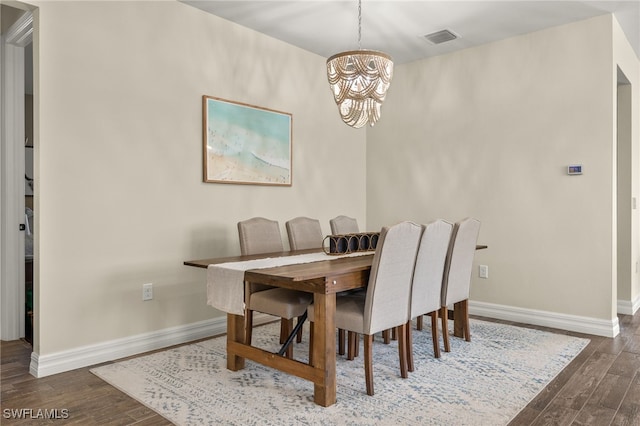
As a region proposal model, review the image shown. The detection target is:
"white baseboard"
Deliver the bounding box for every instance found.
[29,299,627,378]
[29,313,276,378]
[617,295,640,316]
[469,301,620,338]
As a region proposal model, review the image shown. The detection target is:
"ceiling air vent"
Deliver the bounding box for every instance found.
[423,29,458,45]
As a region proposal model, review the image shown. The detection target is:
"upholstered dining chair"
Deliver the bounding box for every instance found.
[238,217,313,358]
[330,215,359,235]
[440,217,481,353]
[329,215,360,356]
[405,219,453,370]
[308,221,422,396]
[286,217,323,250]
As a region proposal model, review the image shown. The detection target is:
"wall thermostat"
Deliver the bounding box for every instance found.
[567,164,582,175]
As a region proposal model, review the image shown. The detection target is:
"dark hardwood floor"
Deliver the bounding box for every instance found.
[1,311,639,425]
[507,311,640,426]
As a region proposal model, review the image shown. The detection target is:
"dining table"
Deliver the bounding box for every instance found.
[184,245,487,407]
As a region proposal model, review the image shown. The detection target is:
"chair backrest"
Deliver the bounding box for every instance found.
[237,217,284,256]
[286,217,323,250]
[441,218,481,307]
[363,221,422,335]
[410,219,454,318]
[330,215,359,234]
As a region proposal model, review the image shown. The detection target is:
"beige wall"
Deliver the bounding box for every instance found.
[368,15,638,323]
[31,0,366,355]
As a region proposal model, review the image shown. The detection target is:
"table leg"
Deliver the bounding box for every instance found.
[311,292,336,407]
[227,313,245,371]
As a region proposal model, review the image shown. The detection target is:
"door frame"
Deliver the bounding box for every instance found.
[1,10,32,341]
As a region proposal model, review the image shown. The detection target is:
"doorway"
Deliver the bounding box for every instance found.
[24,41,34,344]
[1,5,33,344]
[616,66,633,314]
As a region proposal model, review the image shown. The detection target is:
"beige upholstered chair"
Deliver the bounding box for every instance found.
[308,221,422,395]
[238,217,284,257]
[440,217,481,353]
[329,215,360,355]
[406,220,453,369]
[286,217,323,250]
[330,215,359,235]
[238,217,313,358]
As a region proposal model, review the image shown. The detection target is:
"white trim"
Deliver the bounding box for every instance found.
[29,313,276,378]
[470,301,620,338]
[617,295,640,315]
[5,11,33,47]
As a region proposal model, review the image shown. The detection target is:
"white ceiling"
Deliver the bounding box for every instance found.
[183,0,640,64]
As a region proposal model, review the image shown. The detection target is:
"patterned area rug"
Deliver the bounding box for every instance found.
[91,319,589,425]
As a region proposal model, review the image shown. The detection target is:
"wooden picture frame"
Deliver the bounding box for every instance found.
[202,96,292,186]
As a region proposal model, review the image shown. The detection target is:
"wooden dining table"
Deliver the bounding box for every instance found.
[185,249,372,407]
[184,245,486,407]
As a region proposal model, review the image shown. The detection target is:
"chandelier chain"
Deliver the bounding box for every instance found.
[357,0,362,49]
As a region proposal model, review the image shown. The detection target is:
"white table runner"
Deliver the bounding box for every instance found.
[207,252,370,315]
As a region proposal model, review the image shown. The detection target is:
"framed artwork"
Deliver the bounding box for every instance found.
[202,96,292,186]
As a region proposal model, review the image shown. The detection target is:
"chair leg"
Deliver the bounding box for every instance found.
[441,306,450,352]
[364,334,374,396]
[283,320,293,358]
[398,324,408,379]
[391,328,397,341]
[416,315,424,331]
[347,331,358,360]
[338,329,345,355]
[462,299,471,342]
[296,315,304,343]
[382,329,391,344]
[244,309,254,345]
[347,332,360,359]
[279,318,288,344]
[430,310,441,358]
[406,320,414,372]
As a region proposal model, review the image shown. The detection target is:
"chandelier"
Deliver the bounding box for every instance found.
[326,0,393,128]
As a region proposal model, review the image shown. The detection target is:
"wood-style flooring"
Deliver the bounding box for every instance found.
[1,310,639,425]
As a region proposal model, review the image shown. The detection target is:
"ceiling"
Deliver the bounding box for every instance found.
[183,1,640,64]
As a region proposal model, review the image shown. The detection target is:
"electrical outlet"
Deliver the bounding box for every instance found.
[479,265,489,279]
[142,283,153,301]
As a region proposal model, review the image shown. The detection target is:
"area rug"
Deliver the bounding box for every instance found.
[91,319,589,425]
